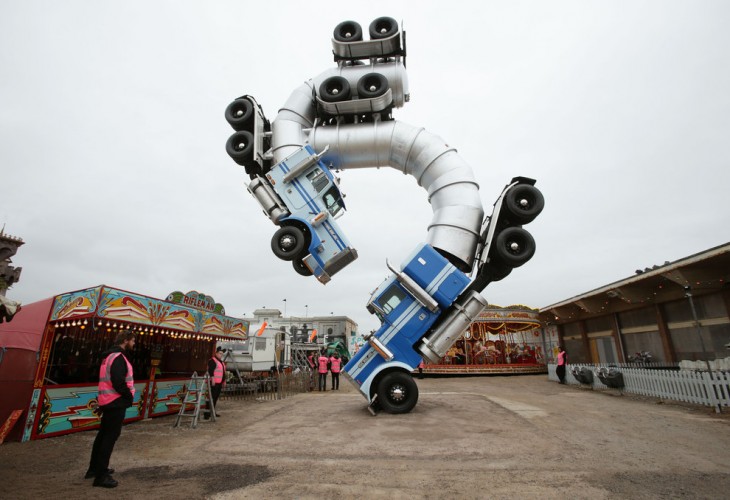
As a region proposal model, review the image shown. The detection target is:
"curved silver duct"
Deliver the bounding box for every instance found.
[271,60,482,270]
[272,61,409,162]
[309,122,483,270]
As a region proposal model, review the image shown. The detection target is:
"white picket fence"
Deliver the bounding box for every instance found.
[548,363,730,408]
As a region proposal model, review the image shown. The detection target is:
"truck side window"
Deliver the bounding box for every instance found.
[306,167,329,193]
[323,186,344,217]
[377,285,407,315]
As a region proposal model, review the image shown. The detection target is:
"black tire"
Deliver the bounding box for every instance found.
[225,131,254,164]
[377,371,418,414]
[333,20,363,42]
[357,73,389,99]
[319,76,351,103]
[224,98,254,131]
[492,227,536,268]
[503,184,544,225]
[369,17,398,39]
[271,226,306,261]
[292,259,313,277]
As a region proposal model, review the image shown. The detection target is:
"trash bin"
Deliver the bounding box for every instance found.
[597,367,624,389]
[571,366,594,385]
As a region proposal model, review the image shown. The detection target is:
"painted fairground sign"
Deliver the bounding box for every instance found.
[21,285,248,441]
[166,290,225,315]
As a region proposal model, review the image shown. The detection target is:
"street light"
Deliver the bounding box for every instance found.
[305,304,308,318]
[283,298,287,316]
[685,286,721,414]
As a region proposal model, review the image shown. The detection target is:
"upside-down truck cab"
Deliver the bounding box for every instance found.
[247,144,358,284]
[343,243,488,414]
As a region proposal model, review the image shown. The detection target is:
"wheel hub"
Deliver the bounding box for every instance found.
[280,235,295,249]
[389,384,406,402]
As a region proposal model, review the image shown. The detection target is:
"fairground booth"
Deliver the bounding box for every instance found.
[0,286,248,442]
[424,304,547,374]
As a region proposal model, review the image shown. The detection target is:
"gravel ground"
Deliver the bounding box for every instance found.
[1,374,728,499]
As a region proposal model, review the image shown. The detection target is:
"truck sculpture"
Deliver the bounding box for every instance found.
[225,17,544,414]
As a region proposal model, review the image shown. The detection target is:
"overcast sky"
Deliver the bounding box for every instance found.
[2,0,729,335]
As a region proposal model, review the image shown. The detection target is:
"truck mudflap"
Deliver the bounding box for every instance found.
[417,290,488,364]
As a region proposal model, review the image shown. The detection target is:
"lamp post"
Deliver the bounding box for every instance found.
[283,298,287,317]
[305,304,308,319]
[685,286,721,414]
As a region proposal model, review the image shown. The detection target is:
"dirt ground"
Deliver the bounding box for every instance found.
[1,374,729,499]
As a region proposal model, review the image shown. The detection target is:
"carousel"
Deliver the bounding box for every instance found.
[424,304,547,375]
[0,285,248,441]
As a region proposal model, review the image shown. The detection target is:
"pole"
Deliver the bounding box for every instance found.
[685,286,721,414]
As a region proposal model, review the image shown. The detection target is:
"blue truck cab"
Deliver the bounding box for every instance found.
[247,145,358,284]
[343,243,486,413]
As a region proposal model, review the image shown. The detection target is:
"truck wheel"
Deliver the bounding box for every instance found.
[292,259,313,276]
[492,227,535,268]
[377,372,418,414]
[503,184,544,225]
[334,20,363,42]
[271,227,306,261]
[226,130,254,164]
[369,17,398,39]
[319,76,351,103]
[224,98,254,131]
[357,73,389,99]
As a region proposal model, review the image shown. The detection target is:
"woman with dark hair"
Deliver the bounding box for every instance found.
[556,346,567,384]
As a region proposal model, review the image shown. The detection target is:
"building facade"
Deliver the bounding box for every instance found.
[539,243,730,364]
[248,308,359,352]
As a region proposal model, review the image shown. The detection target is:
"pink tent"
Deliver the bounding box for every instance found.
[0,298,53,442]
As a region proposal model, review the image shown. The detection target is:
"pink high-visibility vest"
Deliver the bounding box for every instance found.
[318,355,329,374]
[330,357,341,373]
[97,352,135,406]
[557,351,566,366]
[211,357,225,384]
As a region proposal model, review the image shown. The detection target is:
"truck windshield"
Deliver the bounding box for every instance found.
[376,284,407,315]
[306,167,329,193]
[323,186,345,217]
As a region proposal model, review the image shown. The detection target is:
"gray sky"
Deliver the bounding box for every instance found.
[2,0,729,336]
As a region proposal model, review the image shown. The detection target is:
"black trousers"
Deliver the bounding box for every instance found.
[331,372,340,390]
[88,406,126,477]
[556,364,566,383]
[205,384,223,416]
[318,372,327,391]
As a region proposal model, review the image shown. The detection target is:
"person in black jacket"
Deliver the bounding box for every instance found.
[85,331,136,488]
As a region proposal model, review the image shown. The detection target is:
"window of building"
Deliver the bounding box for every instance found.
[622,331,665,362]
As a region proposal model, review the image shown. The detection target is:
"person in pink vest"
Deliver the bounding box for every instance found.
[317,350,330,391]
[329,352,342,390]
[204,347,226,419]
[556,346,568,384]
[86,331,136,488]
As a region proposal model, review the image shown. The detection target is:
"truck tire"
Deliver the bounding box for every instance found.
[224,98,254,131]
[271,226,306,261]
[357,73,389,99]
[492,227,536,268]
[226,130,254,164]
[503,184,544,225]
[334,20,363,42]
[319,76,351,103]
[369,17,398,39]
[377,372,418,414]
[292,258,313,276]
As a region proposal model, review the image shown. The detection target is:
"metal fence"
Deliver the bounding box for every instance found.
[221,369,313,402]
[548,363,730,409]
